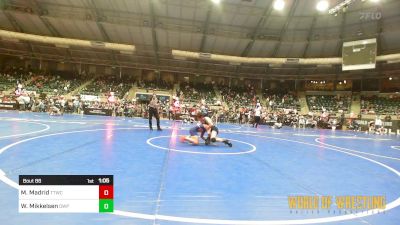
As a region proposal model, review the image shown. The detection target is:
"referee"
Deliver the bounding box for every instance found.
[148,94,162,131]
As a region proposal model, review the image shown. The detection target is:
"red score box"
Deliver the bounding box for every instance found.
[99,185,114,199]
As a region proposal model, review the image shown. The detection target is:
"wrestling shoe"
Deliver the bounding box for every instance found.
[223,140,232,147]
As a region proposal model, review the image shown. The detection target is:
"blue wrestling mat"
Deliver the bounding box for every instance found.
[0,111,399,225]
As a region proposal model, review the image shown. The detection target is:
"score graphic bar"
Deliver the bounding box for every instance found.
[19,175,113,213]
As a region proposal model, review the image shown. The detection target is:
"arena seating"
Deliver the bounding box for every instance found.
[0,73,19,91]
[179,82,216,104]
[0,69,31,91]
[0,67,86,96]
[263,90,300,111]
[2,67,400,121]
[361,95,400,115]
[138,80,173,91]
[306,95,352,113]
[26,75,81,95]
[219,84,257,109]
[81,75,132,98]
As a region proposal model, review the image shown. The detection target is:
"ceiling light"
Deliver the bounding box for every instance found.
[328,0,356,15]
[370,0,380,2]
[211,0,221,4]
[316,0,329,12]
[389,77,393,80]
[273,0,285,11]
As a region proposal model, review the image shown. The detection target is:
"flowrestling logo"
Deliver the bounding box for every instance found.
[360,11,382,21]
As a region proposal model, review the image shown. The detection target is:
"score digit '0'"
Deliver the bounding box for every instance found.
[98,178,110,184]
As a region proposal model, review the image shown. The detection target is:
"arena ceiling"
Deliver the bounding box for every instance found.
[0,0,399,78]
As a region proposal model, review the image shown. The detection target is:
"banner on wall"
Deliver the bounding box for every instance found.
[356,119,399,130]
[83,107,112,116]
[135,93,170,103]
[80,94,100,102]
[0,102,17,110]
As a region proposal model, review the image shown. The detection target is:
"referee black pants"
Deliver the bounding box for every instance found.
[149,107,160,129]
[254,116,260,128]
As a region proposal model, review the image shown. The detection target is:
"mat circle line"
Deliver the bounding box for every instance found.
[391,146,400,151]
[0,120,50,139]
[146,135,256,155]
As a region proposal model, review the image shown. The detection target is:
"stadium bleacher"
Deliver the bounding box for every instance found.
[361,95,400,115]
[81,75,132,98]
[307,95,352,113]
[179,82,216,104]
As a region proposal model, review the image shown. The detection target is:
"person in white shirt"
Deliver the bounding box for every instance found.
[269,100,274,110]
[375,116,383,128]
[253,103,262,128]
[299,115,306,128]
[172,96,180,120]
[374,116,383,134]
[247,109,252,125]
